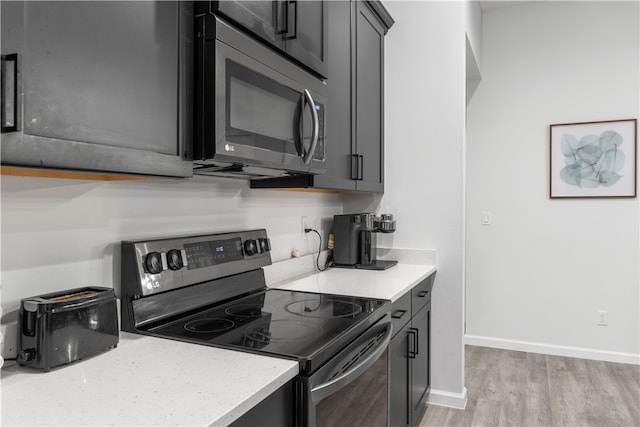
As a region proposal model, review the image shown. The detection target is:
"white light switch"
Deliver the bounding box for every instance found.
[481,211,491,225]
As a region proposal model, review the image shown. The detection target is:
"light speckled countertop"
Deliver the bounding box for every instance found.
[1,332,298,426]
[1,257,436,426]
[269,263,437,302]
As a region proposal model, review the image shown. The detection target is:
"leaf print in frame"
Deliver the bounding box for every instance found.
[550,119,637,198]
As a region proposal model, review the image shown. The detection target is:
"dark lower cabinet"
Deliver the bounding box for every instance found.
[230,380,294,427]
[390,320,411,427]
[389,275,433,427]
[410,302,431,426]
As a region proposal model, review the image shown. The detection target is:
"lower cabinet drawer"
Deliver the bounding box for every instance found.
[411,276,433,314]
[390,291,411,337]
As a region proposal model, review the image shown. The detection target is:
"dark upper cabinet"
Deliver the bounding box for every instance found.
[353,0,385,192]
[309,0,353,190]
[0,1,193,178]
[208,1,284,49]
[285,1,328,80]
[203,1,328,78]
[250,0,393,193]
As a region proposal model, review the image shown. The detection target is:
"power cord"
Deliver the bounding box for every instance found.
[304,228,332,271]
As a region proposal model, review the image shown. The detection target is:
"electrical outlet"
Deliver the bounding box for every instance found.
[301,216,309,236]
[597,310,608,326]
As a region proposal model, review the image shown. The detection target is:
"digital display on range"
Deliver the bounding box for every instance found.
[184,238,243,270]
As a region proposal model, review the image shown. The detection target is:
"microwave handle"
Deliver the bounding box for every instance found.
[302,89,319,165]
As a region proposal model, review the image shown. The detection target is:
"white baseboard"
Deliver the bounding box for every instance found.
[465,335,640,365]
[427,387,467,409]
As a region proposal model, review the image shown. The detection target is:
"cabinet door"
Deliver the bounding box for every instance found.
[212,1,285,50]
[1,1,192,177]
[389,322,410,427]
[410,301,431,427]
[285,0,328,78]
[311,0,355,190]
[354,1,385,192]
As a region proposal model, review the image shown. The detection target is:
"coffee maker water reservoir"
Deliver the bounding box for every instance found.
[332,213,397,270]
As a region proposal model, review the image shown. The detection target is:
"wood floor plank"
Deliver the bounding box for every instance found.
[524,352,553,426]
[419,345,640,427]
[497,349,527,426]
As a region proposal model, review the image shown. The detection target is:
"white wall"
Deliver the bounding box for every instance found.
[466,1,639,363]
[464,0,482,69]
[0,175,342,356]
[346,0,468,407]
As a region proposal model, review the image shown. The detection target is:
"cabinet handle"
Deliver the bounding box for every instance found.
[286,0,297,40]
[1,53,19,133]
[410,328,420,354]
[358,155,364,180]
[417,290,429,298]
[410,327,419,355]
[277,1,288,34]
[407,329,417,359]
[351,154,359,180]
[391,309,407,319]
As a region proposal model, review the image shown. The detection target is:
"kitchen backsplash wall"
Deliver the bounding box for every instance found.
[0,174,342,357]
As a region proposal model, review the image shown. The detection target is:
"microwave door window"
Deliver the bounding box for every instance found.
[226,61,302,159]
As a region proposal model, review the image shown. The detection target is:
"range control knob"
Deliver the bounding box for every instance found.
[244,239,258,256]
[167,249,184,271]
[259,238,271,253]
[145,252,164,274]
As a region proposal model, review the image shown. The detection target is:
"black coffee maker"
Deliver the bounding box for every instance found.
[332,213,397,270]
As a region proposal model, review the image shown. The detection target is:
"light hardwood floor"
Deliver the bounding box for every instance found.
[420,345,640,427]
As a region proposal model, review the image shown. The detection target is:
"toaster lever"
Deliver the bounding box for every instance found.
[17,348,35,365]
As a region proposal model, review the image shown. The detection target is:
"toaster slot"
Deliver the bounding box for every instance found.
[21,303,37,337]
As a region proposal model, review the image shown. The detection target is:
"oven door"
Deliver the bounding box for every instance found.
[297,317,392,427]
[196,15,326,175]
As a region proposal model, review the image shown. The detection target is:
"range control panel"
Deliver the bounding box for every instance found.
[121,229,272,297]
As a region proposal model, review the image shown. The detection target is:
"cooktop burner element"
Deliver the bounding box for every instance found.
[285,299,364,318]
[225,304,264,318]
[184,318,235,333]
[244,320,324,344]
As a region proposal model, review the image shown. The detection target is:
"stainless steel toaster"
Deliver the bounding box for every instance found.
[17,286,119,371]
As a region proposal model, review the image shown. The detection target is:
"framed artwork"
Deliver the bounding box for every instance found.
[550,118,637,198]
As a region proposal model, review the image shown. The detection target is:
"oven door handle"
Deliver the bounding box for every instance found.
[310,320,392,403]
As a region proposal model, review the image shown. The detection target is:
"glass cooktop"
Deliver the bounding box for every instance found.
[147,289,387,360]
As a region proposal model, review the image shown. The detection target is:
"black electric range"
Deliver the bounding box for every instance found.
[120,229,390,375]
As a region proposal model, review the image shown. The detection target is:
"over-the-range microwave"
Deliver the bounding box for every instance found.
[194,14,326,179]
